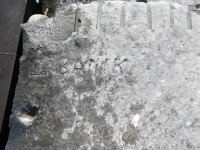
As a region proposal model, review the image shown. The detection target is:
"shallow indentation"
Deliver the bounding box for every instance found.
[74,59,83,70]
[19,104,40,126]
[74,38,87,49]
[22,104,39,117]
[194,3,200,10]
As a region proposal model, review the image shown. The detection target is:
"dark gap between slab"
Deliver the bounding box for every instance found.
[0,0,44,149]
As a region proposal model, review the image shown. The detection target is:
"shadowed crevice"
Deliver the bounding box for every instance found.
[0,32,23,150]
[136,0,147,3]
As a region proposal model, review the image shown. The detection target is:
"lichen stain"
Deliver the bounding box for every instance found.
[73,73,96,94]
[122,123,139,145]
[76,96,120,149]
[130,103,144,115]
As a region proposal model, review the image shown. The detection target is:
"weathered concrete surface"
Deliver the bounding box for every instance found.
[148,0,200,5]
[6,1,200,150]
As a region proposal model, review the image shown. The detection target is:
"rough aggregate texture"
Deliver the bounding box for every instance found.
[6,1,200,150]
[148,0,200,5]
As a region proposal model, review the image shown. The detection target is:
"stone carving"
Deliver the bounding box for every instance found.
[6,1,200,150]
[29,59,48,76]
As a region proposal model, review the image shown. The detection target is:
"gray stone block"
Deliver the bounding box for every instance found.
[6,1,200,150]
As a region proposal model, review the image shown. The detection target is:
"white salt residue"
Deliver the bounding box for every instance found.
[186,121,192,126]
[132,114,140,127]
[18,115,35,126]
[62,129,68,139]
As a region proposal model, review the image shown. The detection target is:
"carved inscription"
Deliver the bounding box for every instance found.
[61,57,129,74]
[74,59,83,70]
[29,52,48,77]
[60,58,68,74]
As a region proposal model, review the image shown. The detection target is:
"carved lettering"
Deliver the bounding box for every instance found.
[29,59,48,77]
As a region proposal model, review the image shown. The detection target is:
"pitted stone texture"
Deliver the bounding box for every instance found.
[148,0,200,5]
[6,1,200,150]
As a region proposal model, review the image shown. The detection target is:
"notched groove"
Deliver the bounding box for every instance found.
[147,4,152,30]
[187,9,192,30]
[96,0,103,31]
[120,4,126,28]
[74,7,79,32]
[170,5,175,28]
